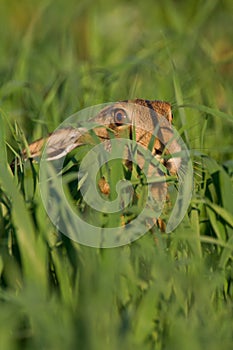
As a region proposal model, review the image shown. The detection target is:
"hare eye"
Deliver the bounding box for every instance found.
[113,109,128,125]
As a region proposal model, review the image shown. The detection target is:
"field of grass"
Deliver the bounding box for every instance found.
[0,0,233,349]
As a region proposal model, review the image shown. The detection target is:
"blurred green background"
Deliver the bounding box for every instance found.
[0,0,233,349]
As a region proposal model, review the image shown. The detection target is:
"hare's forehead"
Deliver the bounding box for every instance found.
[93,102,153,122]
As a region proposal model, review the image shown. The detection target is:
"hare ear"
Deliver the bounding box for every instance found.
[23,137,48,160]
[162,109,172,124]
[23,127,89,161]
[167,110,173,124]
[149,100,173,124]
[40,127,89,161]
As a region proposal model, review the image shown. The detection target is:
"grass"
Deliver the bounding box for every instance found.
[0,0,233,349]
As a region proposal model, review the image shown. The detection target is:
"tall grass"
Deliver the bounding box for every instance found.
[0,0,233,349]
